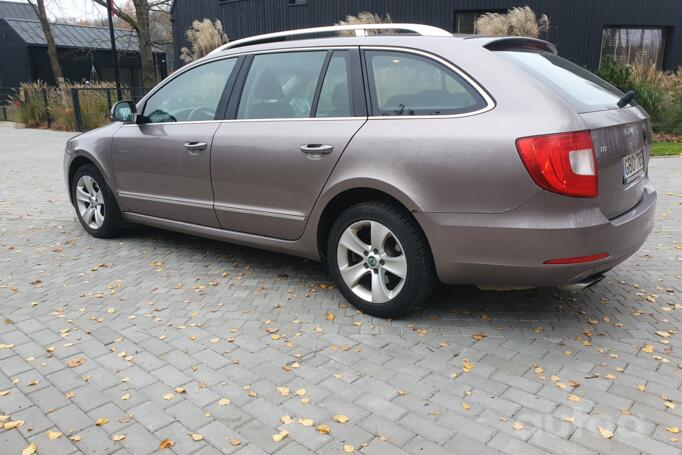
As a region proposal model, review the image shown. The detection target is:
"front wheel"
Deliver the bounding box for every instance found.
[327,201,436,318]
[72,164,122,238]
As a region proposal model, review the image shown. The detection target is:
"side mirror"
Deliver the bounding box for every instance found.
[110,100,136,123]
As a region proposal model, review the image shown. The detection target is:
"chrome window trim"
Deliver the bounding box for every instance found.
[131,45,494,125]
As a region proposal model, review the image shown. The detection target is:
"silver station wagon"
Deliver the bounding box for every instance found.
[64,24,656,317]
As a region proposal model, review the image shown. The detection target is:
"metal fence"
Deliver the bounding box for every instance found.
[0,86,150,131]
[70,87,150,132]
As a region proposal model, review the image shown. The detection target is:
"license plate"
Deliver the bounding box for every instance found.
[622,150,645,184]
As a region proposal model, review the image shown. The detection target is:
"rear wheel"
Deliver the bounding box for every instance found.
[327,201,436,318]
[72,164,122,238]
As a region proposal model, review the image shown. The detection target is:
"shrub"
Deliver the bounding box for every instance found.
[10,81,50,127]
[180,19,229,63]
[476,6,550,38]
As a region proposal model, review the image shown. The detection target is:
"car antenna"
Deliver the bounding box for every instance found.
[617,90,636,108]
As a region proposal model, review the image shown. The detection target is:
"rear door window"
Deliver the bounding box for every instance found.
[237,51,327,119]
[315,51,352,118]
[364,50,487,116]
[498,50,624,113]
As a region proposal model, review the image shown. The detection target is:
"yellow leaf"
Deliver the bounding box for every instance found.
[4,420,24,430]
[277,386,290,397]
[666,427,680,434]
[343,444,355,453]
[218,398,230,406]
[333,415,349,423]
[511,422,525,430]
[462,361,474,372]
[96,418,108,426]
[397,389,407,396]
[230,438,241,446]
[0,390,9,396]
[637,385,646,392]
[67,357,86,368]
[47,430,62,440]
[326,312,335,321]
[174,387,186,394]
[295,388,306,396]
[281,415,294,424]
[22,443,37,455]
[563,416,575,423]
[598,426,614,439]
[665,401,676,409]
[299,418,314,427]
[472,333,487,341]
[190,433,204,441]
[159,438,175,449]
[462,402,471,410]
[272,430,289,442]
[112,434,126,441]
[69,435,81,442]
[121,393,130,400]
[317,424,331,434]
[163,393,174,400]
[567,394,581,402]
[642,345,654,353]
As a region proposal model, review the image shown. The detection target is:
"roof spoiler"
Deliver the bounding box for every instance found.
[477,37,558,55]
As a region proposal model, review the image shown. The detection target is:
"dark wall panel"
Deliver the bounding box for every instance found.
[0,18,30,87]
[171,0,682,70]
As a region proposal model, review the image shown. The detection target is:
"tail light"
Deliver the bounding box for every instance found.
[516,131,598,198]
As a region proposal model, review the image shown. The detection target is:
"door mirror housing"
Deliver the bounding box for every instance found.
[111,100,137,123]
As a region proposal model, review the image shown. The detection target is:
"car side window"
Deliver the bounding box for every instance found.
[365,50,486,116]
[237,51,327,119]
[315,51,352,118]
[142,58,237,124]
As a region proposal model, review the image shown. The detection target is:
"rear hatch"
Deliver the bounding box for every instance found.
[497,48,650,219]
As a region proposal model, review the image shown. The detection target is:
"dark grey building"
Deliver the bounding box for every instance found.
[170,0,682,71]
[0,0,167,88]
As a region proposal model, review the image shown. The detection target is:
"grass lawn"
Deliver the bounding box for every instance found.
[652,141,682,156]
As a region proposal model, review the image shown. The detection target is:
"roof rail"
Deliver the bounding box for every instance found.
[207,23,452,55]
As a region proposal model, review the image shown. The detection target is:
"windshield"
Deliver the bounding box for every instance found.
[499,50,625,113]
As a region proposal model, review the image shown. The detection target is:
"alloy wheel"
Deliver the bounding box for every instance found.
[336,220,407,304]
[75,175,105,229]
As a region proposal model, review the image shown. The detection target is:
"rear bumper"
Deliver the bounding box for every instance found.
[416,180,657,286]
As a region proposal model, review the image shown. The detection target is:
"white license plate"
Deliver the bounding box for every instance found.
[623,150,645,184]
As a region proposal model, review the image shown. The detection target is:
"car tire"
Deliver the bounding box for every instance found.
[327,200,436,318]
[72,164,123,239]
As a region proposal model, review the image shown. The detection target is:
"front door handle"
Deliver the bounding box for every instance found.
[184,141,208,153]
[300,144,334,159]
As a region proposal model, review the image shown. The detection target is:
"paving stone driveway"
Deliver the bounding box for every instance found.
[0,121,681,455]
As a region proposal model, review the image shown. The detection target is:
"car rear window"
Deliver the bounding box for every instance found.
[498,50,624,113]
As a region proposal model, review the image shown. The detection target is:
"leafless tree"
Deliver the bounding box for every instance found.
[28,0,64,87]
[90,0,172,87]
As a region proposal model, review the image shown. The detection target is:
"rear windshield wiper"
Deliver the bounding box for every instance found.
[617,90,636,108]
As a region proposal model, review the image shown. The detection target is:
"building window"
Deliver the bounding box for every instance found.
[600,27,666,68]
[454,10,504,34]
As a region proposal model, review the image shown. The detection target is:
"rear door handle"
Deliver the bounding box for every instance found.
[299,144,334,158]
[184,141,208,153]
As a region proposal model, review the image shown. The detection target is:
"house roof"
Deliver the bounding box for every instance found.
[0,0,36,20]
[3,17,164,53]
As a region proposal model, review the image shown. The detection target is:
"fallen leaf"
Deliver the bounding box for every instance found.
[272,430,289,442]
[230,438,241,446]
[281,415,294,424]
[567,394,581,402]
[563,416,576,423]
[295,388,306,396]
[218,398,230,406]
[4,420,24,430]
[637,385,646,392]
[69,435,81,442]
[174,387,186,394]
[462,402,471,411]
[666,427,680,434]
[47,430,62,440]
[462,361,474,372]
[190,433,204,441]
[0,390,9,396]
[343,445,355,453]
[333,415,349,423]
[317,424,330,434]
[512,422,525,430]
[299,418,314,427]
[67,358,86,368]
[22,443,37,455]
[326,312,335,321]
[112,434,126,441]
[95,418,108,426]
[159,438,175,449]
[277,386,290,397]
[163,393,174,400]
[598,426,614,439]
[121,393,130,400]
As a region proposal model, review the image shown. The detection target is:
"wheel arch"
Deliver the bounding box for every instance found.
[315,184,429,261]
[67,155,111,206]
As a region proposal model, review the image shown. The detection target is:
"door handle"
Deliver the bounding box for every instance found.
[299,144,334,158]
[184,141,208,153]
